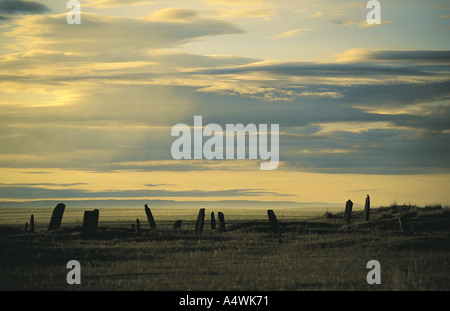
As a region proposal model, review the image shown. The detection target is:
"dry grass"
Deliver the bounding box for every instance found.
[1,205,449,290]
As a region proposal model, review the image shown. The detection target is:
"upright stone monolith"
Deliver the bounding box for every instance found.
[344,199,353,224]
[135,218,141,236]
[48,203,65,230]
[81,209,99,238]
[267,209,280,233]
[29,214,35,233]
[363,195,370,222]
[174,220,183,230]
[218,212,225,232]
[398,215,410,233]
[144,204,157,229]
[211,212,216,230]
[195,208,205,235]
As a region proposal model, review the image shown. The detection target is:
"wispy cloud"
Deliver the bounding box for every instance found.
[215,8,277,20]
[334,49,450,64]
[84,0,153,8]
[5,12,243,55]
[274,28,312,39]
[0,183,292,199]
[312,11,324,18]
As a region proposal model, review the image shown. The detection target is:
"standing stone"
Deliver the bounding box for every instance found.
[195,208,205,235]
[267,209,280,233]
[363,195,370,222]
[218,212,226,232]
[344,200,353,224]
[398,215,410,233]
[135,218,141,236]
[24,222,28,232]
[173,220,183,230]
[29,214,35,233]
[81,209,99,238]
[211,212,216,230]
[144,204,157,229]
[48,203,65,230]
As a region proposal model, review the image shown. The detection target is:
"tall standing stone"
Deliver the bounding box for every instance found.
[267,209,280,233]
[48,203,65,230]
[144,204,157,229]
[174,220,183,230]
[344,199,353,224]
[135,218,141,236]
[398,215,410,233]
[211,212,216,230]
[195,208,205,235]
[81,209,99,238]
[218,212,226,232]
[363,195,370,222]
[29,214,35,233]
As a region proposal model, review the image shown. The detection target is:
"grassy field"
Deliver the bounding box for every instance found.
[1,204,449,291]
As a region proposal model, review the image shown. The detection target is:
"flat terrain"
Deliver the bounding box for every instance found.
[1,205,449,290]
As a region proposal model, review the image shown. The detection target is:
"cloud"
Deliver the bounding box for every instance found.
[5,12,243,56]
[359,20,391,28]
[215,8,277,20]
[84,0,152,8]
[334,49,450,64]
[274,28,312,39]
[203,0,266,6]
[334,18,391,29]
[0,183,289,199]
[0,0,49,15]
[147,8,200,22]
[186,61,435,78]
[281,126,450,174]
[312,11,324,18]
[343,81,450,109]
[386,103,450,132]
[0,0,49,20]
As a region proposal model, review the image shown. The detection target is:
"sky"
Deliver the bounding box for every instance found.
[0,0,449,208]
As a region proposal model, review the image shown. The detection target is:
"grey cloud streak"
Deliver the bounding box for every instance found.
[0,184,291,199]
[0,0,49,14]
[0,0,50,21]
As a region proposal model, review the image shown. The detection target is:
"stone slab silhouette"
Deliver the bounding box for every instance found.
[211,212,216,230]
[267,209,280,233]
[145,204,157,229]
[218,212,226,232]
[81,209,99,238]
[363,195,370,221]
[344,200,353,224]
[48,203,65,230]
[195,208,205,235]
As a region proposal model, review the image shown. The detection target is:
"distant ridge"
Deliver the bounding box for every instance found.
[0,199,361,209]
